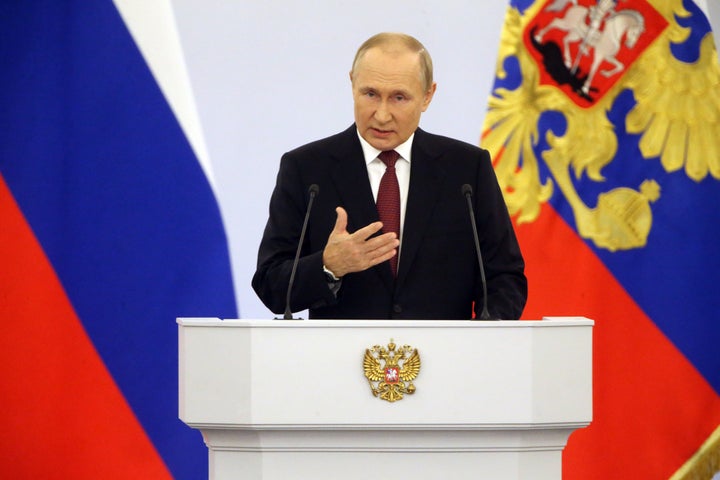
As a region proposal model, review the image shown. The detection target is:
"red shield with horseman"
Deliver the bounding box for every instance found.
[384,367,400,384]
[524,0,668,107]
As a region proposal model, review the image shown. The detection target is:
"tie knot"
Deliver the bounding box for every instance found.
[378,150,399,168]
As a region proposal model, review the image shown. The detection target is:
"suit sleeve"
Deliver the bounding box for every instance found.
[251,153,338,315]
[474,150,528,320]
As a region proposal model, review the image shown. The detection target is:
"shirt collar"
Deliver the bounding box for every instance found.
[356,129,414,166]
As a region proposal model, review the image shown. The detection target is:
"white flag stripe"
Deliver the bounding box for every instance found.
[113,0,215,188]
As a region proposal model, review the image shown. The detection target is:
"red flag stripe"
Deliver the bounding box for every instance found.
[0,175,172,479]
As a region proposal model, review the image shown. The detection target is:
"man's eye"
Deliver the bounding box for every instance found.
[394,95,406,101]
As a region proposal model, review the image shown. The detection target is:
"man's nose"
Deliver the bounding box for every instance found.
[374,100,392,123]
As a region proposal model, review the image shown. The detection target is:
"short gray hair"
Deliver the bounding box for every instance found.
[351,32,434,91]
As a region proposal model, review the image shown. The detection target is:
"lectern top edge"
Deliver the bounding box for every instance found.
[176,317,593,328]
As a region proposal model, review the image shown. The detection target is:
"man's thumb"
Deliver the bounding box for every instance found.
[333,206,348,233]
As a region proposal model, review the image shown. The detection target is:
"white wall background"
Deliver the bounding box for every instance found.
[166,1,719,319]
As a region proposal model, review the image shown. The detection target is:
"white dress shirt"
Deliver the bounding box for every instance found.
[356,130,413,243]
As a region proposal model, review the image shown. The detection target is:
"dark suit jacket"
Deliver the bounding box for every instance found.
[252,125,527,319]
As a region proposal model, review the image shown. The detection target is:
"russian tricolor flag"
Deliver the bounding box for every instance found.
[0,2,236,478]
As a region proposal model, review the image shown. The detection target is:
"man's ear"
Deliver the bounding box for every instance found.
[422,82,437,111]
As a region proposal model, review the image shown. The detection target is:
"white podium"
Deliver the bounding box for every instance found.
[178,317,593,480]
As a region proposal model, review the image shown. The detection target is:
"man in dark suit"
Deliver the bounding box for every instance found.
[252,32,526,320]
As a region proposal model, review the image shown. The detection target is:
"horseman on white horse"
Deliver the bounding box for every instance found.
[534,0,645,95]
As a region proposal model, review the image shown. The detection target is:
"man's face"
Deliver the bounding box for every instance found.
[351,47,436,151]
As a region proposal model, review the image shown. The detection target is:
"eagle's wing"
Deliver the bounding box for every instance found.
[363,349,384,381]
[625,31,720,182]
[399,349,421,382]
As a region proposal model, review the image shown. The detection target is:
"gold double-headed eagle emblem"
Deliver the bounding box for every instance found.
[363,339,421,403]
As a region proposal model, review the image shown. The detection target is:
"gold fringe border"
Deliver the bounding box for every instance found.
[670,423,720,480]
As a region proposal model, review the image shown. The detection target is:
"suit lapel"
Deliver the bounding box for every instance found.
[396,129,446,289]
[329,126,378,232]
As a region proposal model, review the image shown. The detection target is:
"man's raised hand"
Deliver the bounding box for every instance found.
[322,207,399,278]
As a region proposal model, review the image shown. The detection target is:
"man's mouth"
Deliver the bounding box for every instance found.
[372,128,393,136]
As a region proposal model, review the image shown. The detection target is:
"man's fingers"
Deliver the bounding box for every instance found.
[362,231,399,251]
[366,244,397,265]
[352,220,386,241]
[355,231,399,267]
[375,249,398,266]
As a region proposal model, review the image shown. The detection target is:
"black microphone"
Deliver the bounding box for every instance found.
[281,184,319,320]
[462,184,493,320]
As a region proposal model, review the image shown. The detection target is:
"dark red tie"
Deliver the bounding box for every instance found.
[377,150,400,276]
